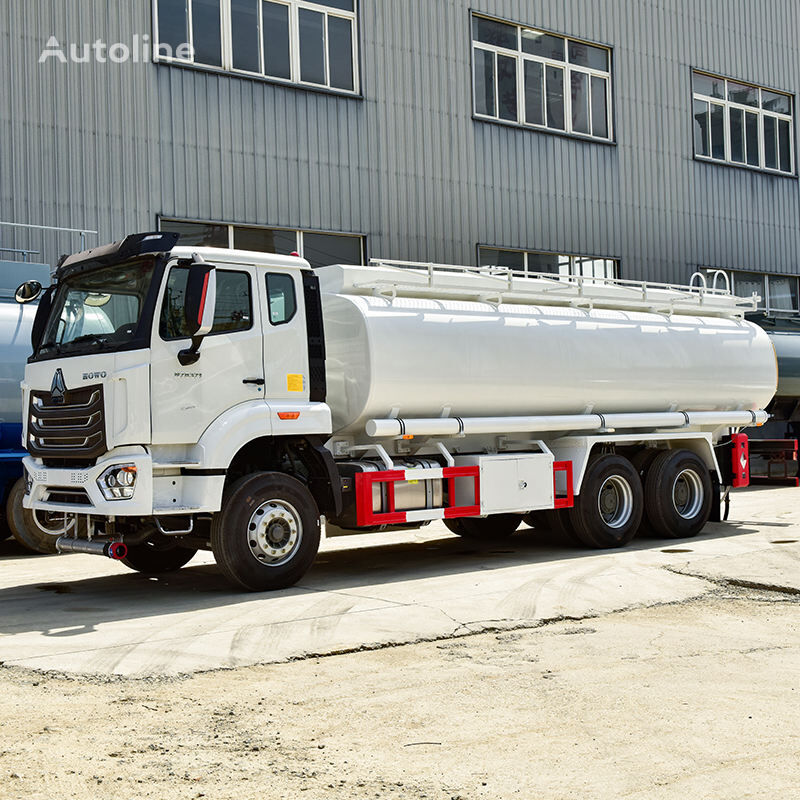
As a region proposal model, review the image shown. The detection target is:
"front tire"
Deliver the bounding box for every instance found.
[444,514,522,539]
[643,450,712,539]
[568,455,643,548]
[6,477,70,554]
[120,538,197,573]
[211,472,321,591]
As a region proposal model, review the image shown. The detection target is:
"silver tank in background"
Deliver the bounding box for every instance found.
[0,260,50,538]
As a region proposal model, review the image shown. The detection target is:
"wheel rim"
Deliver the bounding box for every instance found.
[246,499,303,567]
[596,476,634,529]
[32,510,73,536]
[672,469,704,519]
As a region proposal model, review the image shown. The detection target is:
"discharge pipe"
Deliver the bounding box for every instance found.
[55,536,128,559]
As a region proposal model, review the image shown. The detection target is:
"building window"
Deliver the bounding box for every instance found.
[692,71,793,174]
[155,0,359,93]
[471,14,612,141]
[721,270,799,314]
[478,246,619,279]
[159,218,365,268]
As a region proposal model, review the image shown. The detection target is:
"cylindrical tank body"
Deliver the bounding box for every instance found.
[321,291,777,438]
[0,301,36,434]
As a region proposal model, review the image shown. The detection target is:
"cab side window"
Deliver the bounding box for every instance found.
[266,273,297,325]
[160,266,253,339]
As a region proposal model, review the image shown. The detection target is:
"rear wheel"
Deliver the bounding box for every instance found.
[120,537,197,573]
[6,477,70,554]
[568,455,643,548]
[631,447,661,481]
[444,514,522,540]
[543,508,581,545]
[643,450,712,539]
[211,472,320,591]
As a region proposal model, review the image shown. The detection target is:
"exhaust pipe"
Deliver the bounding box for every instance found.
[55,536,128,560]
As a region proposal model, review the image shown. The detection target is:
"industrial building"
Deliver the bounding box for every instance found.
[2,0,800,314]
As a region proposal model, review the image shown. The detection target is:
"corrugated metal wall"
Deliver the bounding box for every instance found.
[1,0,800,283]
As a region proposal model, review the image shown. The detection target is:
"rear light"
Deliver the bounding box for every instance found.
[731,433,749,488]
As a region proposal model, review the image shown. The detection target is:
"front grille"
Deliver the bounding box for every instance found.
[28,384,106,462]
[43,487,91,505]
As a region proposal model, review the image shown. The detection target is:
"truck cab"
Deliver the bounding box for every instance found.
[22,233,336,585]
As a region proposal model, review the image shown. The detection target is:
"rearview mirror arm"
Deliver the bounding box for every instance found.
[177,253,216,367]
[178,334,204,366]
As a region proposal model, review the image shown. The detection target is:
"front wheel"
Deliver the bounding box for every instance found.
[6,477,71,554]
[120,538,197,573]
[211,472,321,591]
[444,514,522,540]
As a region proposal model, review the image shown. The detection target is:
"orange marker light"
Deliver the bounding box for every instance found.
[277,411,301,420]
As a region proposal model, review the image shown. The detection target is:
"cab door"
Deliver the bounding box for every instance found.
[260,269,309,402]
[150,261,265,445]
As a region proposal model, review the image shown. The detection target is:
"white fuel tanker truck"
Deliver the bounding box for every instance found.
[16,233,776,590]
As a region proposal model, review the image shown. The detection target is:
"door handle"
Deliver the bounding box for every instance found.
[243,378,265,385]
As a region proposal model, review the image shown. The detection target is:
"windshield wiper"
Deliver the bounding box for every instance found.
[37,340,62,355]
[62,334,110,350]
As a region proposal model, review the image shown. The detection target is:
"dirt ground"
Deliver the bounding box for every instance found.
[1,587,798,800]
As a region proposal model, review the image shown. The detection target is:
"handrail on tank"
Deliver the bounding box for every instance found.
[0,221,99,254]
[689,271,708,290]
[0,247,41,263]
[710,269,731,293]
[372,258,737,298]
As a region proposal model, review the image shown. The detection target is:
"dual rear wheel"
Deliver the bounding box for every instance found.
[568,449,712,548]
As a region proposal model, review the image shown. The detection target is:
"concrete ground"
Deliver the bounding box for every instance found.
[0,487,798,799]
[0,487,798,677]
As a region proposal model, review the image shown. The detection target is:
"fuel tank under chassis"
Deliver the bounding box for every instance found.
[321,291,777,438]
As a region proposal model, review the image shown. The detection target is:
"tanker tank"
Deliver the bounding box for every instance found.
[746,316,800,441]
[0,260,50,545]
[317,264,777,439]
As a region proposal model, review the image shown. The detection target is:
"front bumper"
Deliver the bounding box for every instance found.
[22,447,154,517]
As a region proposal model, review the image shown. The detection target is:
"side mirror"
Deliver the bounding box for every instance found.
[178,256,216,366]
[15,280,43,304]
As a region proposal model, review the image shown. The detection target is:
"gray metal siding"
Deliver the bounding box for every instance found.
[2,0,800,285]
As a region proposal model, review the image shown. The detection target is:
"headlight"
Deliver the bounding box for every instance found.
[97,464,137,500]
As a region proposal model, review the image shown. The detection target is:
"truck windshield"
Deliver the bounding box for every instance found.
[36,258,157,358]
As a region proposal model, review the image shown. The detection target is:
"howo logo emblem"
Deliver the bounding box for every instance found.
[50,369,67,404]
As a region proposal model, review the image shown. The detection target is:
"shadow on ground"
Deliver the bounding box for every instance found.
[0,519,762,639]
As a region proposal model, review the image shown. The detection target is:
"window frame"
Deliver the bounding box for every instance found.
[159,264,255,341]
[470,13,614,143]
[152,0,360,96]
[265,272,298,326]
[157,217,367,266]
[703,268,800,315]
[692,69,795,176]
[477,245,620,279]
[732,271,799,314]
